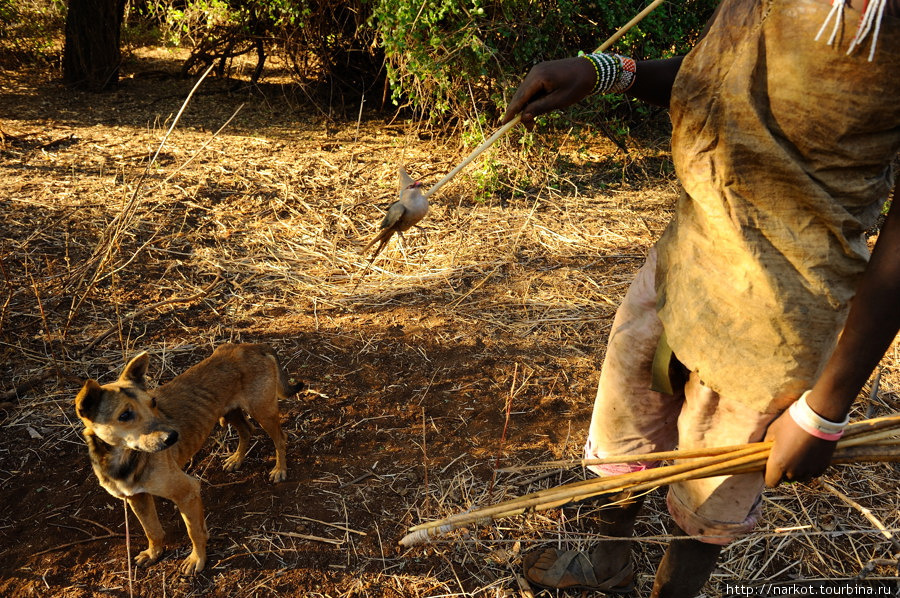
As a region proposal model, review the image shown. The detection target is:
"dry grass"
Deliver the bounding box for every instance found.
[400,424,900,596]
[0,53,898,597]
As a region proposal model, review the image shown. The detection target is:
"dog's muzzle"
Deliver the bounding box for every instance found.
[133,428,180,452]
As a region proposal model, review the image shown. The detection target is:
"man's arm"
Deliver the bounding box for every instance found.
[498,0,728,128]
[765,188,900,486]
[627,57,685,107]
[499,56,684,129]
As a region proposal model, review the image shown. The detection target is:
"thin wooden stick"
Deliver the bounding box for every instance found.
[158,103,245,187]
[65,62,218,328]
[495,445,769,508]
[124,498,134,598]
[595,0,666,53]
[843,414,900,437]
[422,118,521,200]
[401,414,900,546]
[831,447,900,463]
[420,0,666,200]
[500,441,771,473]
[285,515,368,536]
[400,445,770,544]
[268,530,344,546]
[822,482,900,554]
[491,363,519,493]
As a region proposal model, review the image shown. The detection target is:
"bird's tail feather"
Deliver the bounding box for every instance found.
[353,236,391,292]
[361,227,391,254]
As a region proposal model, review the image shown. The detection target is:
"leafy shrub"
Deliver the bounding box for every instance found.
[370,0,717,123]
[4,0,715,123]
[137,0,379,96]
[0,0,66,65]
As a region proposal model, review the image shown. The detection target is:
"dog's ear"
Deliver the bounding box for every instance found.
[119,352,150,388]
[75,380,104,421]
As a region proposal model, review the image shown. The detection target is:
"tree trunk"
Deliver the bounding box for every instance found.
[62,0,126,90]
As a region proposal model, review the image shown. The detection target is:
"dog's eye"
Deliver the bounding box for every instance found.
[150,398,157,409]
[118,409,134,422]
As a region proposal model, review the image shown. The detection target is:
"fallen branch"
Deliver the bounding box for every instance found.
[65,63,218,322]
[822,482,900,554]
[77,275,223,357]
[37,134,76,151]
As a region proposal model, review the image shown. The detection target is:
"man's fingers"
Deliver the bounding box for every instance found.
[518,112,536,131]
[764,464,783,488]
[499,105,522,126]
[504,90,568,128]
[501,81,546,125]
[520,92,571,120]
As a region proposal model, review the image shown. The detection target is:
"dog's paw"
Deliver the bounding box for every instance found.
[268,467,287,483]
[180,551,206,575]
[222,453,244,472]
[134,547,164,567]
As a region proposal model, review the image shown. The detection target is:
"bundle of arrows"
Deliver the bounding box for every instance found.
[399,413,900,546]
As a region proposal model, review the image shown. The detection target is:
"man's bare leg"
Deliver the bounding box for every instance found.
[589,494,643,578]
[650,527,722,598]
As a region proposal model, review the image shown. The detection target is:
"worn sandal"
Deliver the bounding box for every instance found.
[523,548,635,593]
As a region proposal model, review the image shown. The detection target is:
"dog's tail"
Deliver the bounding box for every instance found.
[285,379,307,396]
[269,349,306,398]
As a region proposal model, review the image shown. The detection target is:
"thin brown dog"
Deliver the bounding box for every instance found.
[74,343,304,574]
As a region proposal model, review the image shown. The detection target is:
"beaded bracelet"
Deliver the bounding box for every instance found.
[788,391,849,441]
[579,52,637,95]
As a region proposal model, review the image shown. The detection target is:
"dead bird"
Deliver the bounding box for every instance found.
[361,167,428,259]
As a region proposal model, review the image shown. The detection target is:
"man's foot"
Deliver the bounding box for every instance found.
[523,548,634,592]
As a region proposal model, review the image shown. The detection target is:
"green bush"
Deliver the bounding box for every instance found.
[3,0,715,124]
[0,0,66,64]
[134,0,377,93]
[370,0,717,123]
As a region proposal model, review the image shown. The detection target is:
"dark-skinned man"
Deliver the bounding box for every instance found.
[500,0,900,595]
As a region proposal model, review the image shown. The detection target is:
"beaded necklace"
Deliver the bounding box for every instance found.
[816,0,889,61]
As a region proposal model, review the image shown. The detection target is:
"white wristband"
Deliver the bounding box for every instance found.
[789,391,849,439]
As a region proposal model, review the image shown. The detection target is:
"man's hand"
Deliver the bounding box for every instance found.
[763,409,836,487]
[500,57,596,130]
[765,186,900,488]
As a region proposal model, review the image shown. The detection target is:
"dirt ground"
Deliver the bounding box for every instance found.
[1,50,898,598]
